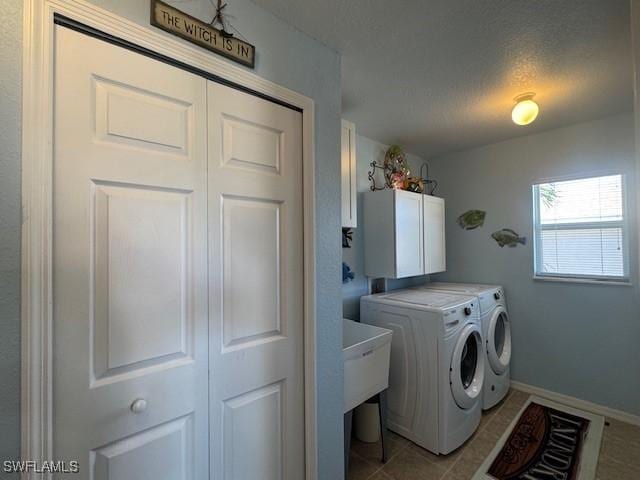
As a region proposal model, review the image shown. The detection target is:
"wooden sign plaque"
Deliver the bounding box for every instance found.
[151,0,255,68]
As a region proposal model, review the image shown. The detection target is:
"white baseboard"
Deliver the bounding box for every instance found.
[511,381,640,427]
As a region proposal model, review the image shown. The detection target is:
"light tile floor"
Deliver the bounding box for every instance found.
[348,389,640,480]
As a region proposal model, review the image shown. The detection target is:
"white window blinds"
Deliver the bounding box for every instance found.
[532,174,628,281]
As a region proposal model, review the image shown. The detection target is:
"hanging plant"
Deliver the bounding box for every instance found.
[384,145,410,189]
[368,144,411,191]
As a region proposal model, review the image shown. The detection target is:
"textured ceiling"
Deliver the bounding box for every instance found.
[251,0,633,158]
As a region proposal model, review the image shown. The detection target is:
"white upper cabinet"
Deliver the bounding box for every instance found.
[423,195,446,274]
[364,189,446,279]
[395,190,425,278]
[341,120,357,228]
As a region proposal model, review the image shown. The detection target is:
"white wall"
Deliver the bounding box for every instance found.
[342,134,429,319]
[1,1,344,476]
[430,113,640,415]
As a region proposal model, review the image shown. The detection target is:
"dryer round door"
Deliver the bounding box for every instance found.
[487,306,511,375]
[450,324,485,410]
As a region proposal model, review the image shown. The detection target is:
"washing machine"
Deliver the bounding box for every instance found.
[360,289,484,455]
[419,283,511,409]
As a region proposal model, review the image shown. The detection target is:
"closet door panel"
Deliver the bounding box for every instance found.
[53,26,208,479]
[207,81,305,479]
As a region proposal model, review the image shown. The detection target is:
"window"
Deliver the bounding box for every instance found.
[532,174,629,283]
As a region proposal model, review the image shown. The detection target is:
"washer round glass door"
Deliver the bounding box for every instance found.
[450,324,485,409]
[487,306,511,375]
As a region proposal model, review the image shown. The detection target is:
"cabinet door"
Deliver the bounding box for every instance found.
[341,120,357,227]
[423,195,446,274]
[395,190,425,278]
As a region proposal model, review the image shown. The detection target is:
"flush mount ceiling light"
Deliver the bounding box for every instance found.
[511,93,539,126]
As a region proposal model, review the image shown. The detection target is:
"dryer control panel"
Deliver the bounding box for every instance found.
[478,288,505,312]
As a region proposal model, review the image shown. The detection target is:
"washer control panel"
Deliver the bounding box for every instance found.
[443,300,478,334]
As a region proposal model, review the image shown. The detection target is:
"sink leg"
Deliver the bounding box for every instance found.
[344,409,353,479]
[379,390,389,463]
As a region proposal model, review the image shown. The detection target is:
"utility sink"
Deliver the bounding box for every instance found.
[343,319,392,413]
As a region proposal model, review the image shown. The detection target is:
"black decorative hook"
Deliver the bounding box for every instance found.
[210,0,234,37]
[368,161,388,191]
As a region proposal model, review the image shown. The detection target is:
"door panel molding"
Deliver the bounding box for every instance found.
[21,1,317,478]
[221,195,284,350]
[222,381,284,480]
[91,414,194,480]
[93,76,193,155]
[90,180,194,386]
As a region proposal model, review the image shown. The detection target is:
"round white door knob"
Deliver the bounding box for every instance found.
[130,398,147,413]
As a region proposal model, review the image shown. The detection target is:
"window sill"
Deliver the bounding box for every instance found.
[533,275,632,287]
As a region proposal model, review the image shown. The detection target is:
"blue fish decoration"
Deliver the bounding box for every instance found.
[342,262,355,283]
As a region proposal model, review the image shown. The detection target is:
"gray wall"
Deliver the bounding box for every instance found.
[0,0,22,464]
[430,113,640,415]
[0,1,344,477]
[633,0,640,276]
[342,135,429,320]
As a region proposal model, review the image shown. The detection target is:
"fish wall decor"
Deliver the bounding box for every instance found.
[457,210,486,230]
[491,228,527,248]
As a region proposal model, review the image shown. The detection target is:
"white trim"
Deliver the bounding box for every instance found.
[532,275,633,287]
[472,395,604,480]
[532,173,631,283]
[486,306,511,374]
[532,169,628,186]
[511,381,640,426]
[633,0,640,289]
[538,220,625,230]
[21,1,317,479]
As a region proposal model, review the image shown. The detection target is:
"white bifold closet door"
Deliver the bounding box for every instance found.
[53,25,304,480]
[206,82,305,480]
[53,26,209,479]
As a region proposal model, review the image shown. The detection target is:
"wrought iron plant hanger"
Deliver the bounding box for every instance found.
[367,145,438,195]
